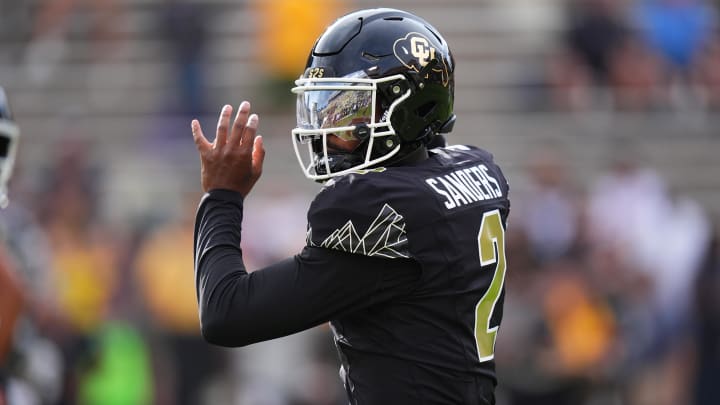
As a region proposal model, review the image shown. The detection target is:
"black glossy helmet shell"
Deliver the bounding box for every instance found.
[304,8,455,145]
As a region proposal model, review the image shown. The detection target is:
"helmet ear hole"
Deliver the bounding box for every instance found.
[373,135,400,155]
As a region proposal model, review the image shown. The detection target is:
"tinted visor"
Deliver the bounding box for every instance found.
[295,78,374,143]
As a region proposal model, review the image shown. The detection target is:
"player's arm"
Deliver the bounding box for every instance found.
[194,189,420,347]
[0,244,25,363]
[191,103,420,347]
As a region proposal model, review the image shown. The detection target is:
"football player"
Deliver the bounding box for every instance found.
[0,87,18,210]
[192,8,510,404]
[0,86,24,401]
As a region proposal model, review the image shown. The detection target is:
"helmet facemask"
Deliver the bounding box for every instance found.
[0,86,18,208]
[0,119,19,209]
[291,71,410,181]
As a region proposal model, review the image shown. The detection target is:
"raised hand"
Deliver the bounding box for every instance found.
[192,101,266,197]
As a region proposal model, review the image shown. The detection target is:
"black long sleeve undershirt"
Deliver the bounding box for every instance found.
[194,189,421,347]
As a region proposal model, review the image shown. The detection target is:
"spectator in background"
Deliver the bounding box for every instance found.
[548,0,629,109]
[499,146,619,405]
[550,0,720,111]
[634,0,717,75]
[693,226,720,405]
[34,140,128,403]
[498,259,618,405]
[607,36,668,110]
[159,0,209,116]
[252,0,346,105]
[587,155,669,269]
[588,156,710,327]
[512,148,582,264]
[587,155,710,405]
[692,34,720,109]
[24,0,125,84]
[37,141,118,335]
[134,193,226,405]
[566,0,628,85]
[77,321,153,405]
[633,0,718,109]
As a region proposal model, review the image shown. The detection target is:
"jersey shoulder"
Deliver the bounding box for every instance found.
[306,145,510,257]
[424,144,510,210]
[430,144,500,169]
[307,171,411,259]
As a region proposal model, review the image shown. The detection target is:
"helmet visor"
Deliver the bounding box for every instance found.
[291,72,408,181]
[295,73,375,144]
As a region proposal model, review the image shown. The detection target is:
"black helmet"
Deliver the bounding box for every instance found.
[291,8,455,181]
[0,86,19,208]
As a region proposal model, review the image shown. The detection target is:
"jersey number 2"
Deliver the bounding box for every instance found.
[474,209,507,362]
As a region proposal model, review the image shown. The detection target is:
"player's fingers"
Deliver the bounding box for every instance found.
[240,114,259,153]
[251,135,265,180]
[214,104,232,148]
[230,101,251,147]
[191,119,211,153]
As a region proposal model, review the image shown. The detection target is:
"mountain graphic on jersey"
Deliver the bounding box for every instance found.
[308,203,409,258]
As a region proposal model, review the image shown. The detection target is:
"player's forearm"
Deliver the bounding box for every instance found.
[194,189,253,346]
[194,190,316,347]
[193,190,421,347]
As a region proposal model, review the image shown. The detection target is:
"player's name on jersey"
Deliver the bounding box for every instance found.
[425,164,503,210]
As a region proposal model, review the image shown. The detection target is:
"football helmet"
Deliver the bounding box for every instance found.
[292,8,455,181]
[0,87,19,208]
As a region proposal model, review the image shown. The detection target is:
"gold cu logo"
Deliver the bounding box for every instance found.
[393,32,450,87]
[410,36,436,67]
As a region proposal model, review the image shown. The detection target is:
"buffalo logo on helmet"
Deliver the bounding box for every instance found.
[393,32,450,87]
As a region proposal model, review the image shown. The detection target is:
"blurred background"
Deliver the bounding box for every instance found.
[1,0,719,404]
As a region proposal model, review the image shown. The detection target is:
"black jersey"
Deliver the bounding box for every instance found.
[194,145,509,405]
[306,145,510,403]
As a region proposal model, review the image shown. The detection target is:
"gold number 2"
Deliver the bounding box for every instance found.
[474,209,507,362]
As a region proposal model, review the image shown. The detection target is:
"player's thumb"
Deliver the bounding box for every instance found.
[191,119,211,153]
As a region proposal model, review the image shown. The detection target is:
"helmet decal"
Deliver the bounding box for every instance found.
[393,32,450,87]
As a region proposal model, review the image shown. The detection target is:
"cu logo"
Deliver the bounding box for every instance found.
[410,36,436,67]
[393,32,450,87]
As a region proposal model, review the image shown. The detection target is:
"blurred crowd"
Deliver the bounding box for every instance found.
[547,0,720,112]
[1,0,719,405]
[498,147,718,405]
